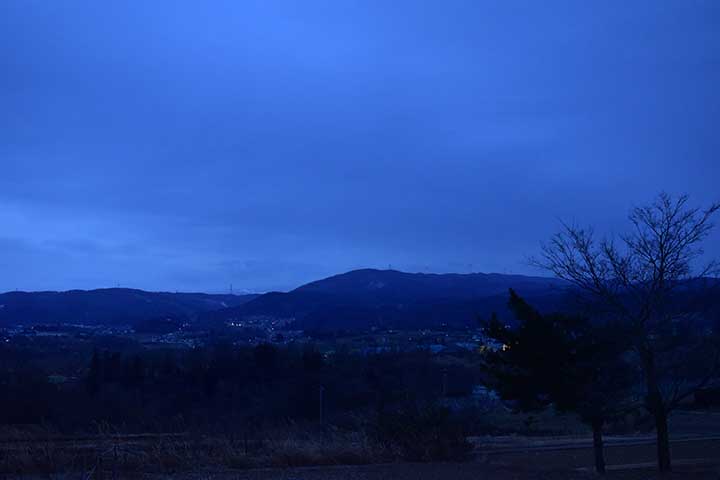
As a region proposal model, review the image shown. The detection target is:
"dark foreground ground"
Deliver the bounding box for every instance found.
[226,462,717,480]
[14,436,717,480]
[162,411,720,479]
[214,437,720,480]
[10,412,720,479]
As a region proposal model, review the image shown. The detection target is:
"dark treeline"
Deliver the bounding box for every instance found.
[0,341,478,435]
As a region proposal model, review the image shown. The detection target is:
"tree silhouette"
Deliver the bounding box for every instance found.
[85,349,102,396]
[483,289,636,474]
[533,193,720,472]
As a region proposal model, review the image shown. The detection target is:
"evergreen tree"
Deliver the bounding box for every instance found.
[483,289,636,474]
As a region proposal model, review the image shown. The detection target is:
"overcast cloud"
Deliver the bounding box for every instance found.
[1,0,719,292]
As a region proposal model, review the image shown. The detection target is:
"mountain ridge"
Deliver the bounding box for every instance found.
[204,268,570,331]
[0,288,259,327]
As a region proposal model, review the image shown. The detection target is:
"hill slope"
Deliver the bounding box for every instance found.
[0,289,258,327]
[205,269,570,331]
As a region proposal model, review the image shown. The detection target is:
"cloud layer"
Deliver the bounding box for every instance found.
[1,1,719,292]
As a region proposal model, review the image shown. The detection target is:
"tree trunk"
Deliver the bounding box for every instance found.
[591,420,606,474]
[643,348,672,472]
[655,408,672,472]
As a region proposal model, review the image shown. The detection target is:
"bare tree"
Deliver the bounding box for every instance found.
[533,193,720,472]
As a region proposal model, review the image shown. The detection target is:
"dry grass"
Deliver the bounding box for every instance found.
[0,424,393,476]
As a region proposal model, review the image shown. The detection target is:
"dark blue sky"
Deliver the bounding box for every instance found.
[2,1,719,293]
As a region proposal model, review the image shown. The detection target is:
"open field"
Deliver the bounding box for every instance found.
[223,455,720,480]
[170,435,720,480]
[36,437,712,480]
[2,411,719,479]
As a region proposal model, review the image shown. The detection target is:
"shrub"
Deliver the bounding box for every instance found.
[373,405,472,461]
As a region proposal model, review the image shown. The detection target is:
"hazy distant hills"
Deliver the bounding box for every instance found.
[0,288,258,327]
[204,269,571,331]
[2,270,714,332]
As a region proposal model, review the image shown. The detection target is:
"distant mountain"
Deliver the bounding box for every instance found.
[204,269,570,331]
[4,271,714,333]
[0,288,258,327]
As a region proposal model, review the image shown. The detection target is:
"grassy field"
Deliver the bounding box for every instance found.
[2,410,719,478]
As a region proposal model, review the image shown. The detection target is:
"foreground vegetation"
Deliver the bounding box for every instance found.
[1,193,718,477]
